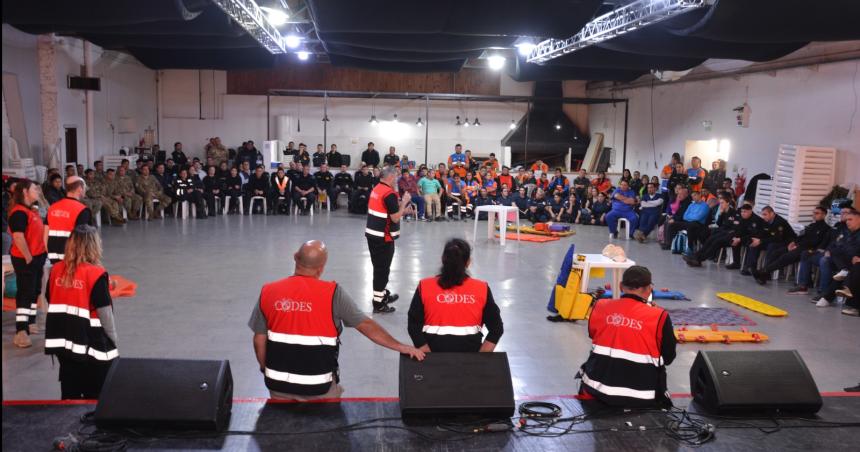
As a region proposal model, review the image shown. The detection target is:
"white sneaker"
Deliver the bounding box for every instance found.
[833,270,849,281]
[815,298,832,307]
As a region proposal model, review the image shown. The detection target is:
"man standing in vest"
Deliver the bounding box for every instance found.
[365,167,413,313]
[578,266,676,407]
[46,176,92,264]
[248,240,424,401]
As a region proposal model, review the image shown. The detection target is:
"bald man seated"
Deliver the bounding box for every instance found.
[248,240,424,401]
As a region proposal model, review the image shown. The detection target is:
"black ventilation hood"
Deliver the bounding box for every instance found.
[502,81,589,168]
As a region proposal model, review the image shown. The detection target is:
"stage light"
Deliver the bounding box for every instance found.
[285,35,301,49]
[554,122,562,130]
[261,7,289,26]
[509,120,516,130]
[463,117,470,127]
[473,117,481,127]
[296,51,309,61]
[487,55,506,70]
[516,43,536,56]
[369,115,379,125]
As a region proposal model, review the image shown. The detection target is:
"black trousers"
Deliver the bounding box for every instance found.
[332,186,352,209]
[270,190,291,214]
[178,192,207,217]
[292,191,315,213]
[695,231,739,263]
[847,262,859,309]
[244,192,270,214]
[762,246,801,273]
[367,238,395,305]
[57,355,113,399]
[11,254,46,333]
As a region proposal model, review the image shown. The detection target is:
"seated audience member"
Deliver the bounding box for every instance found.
[135,165,172,219]
[292,165,317,215]
[619,169,633,184]
[331,165,354,210]
[244,165,271,215]
[753,206,831,285]
[548,192,566,222]
[605,179,639,239]
[806,208,860,307]
[105,168,142,221]
[217,161,230,178]
[400,154,411,169]
[535,172,550,192]
[684,203,754,268]
[293,143,311,167]
[667,162,688,196]
[630,171,643,195]
[314,164,335,209]
[463,172,480,204]
[578,266,676,408]
[473,188,496,220]
[686,156,707,192]
[286,161,301,180]
[719,177,735,200]
[497,186,514,207]
[741,206,797,276]
[249,240,424,401]
[481,172,498,197]
[398,168,426,221]
[704,160,726,194]
[407,239,503,352]
[202,166,224,215]
[371,167,381,186]
[667,190,710,253]
[326,144,342,168]
[549,168,570,198]
[44,173,66,205]
[562,193,578,223]
[577,187,596,224]
[840,254,859,317]
[172,168,207,219]
[495,166,517,193]
[239,161,252,189]
[792,206,850,295]
[270,168,291,215]
[633,183,664,242]
[660,186,692,249]
[573,169,590,200]
[418,169,443,221]
[312,144,327,168]
[530,159,549,174]
[351,165,374,214]
[513,187,531,219]
[153,163,172,194]
[383,146,399,167]
[591,171,612,194]
[445,174,468,220]
[637,175,650,197]
[589,192,611,226]
[465,150,479,174]
[85,170,122,224]
[484,153,501,172]
[171,142,189,168]
[224,167,243,214]
[528,188,551,223]
[64,165,76,179]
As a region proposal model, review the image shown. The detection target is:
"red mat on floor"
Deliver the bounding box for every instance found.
[109,275,137,298]
[494,233,560,242]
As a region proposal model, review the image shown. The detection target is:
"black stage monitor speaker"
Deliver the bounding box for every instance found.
[95,358,233,431]
[399,352,515,423]
[690,350,821,414]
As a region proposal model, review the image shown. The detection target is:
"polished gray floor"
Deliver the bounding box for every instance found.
[3,211,860,400]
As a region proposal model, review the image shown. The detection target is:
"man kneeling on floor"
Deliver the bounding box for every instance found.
[577,266,677,407]
[248,240,424,401]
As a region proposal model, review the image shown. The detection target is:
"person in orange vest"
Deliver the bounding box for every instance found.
[8,179,48,348]
[366,167,414,313]
[686,156,707,192]
[408,238,503,352]
[46,176,92,264]
[578,266,677,407]
[249,240,424,400]
[44,225,118,399]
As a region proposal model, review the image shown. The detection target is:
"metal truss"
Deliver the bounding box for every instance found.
[210,0,287,54]
[527,0,711,64]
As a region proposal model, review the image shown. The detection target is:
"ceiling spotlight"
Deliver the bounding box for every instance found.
[296,51,309,61]
[393,113,399,123]
[463,116,470,127]
[509,120,516,130]
[515,43,536,57]
[473,117,481,127]
[555,122,562,130]
[261,7,289,26]
[285,35,301,49]
[416,117,423,127]
[369,115,379,125]
[487,55,506,70]
[455,116,462,126]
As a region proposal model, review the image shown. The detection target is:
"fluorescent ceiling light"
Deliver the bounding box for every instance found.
[296,51,309,61]
[285,34,301,49]
[487,55,506,70]
[260,7,289,26]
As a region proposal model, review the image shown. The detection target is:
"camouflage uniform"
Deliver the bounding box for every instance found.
[206,144,229,165]
[113,174,143,219]
[87,178,122,221]
[135,173,172,219]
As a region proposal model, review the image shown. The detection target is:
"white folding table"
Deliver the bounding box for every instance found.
[572,254,636,297]
[472,205,520,246]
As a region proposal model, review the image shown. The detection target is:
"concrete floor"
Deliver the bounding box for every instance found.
[3,211,860,400]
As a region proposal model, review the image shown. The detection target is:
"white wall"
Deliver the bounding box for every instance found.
[158,69,530,167]
[2,25,157,166]
[588,59,860,185]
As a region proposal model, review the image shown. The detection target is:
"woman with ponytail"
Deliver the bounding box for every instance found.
[44,225,118,399]
[407,238,503,352]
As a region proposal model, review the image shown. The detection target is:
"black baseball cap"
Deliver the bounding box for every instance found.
[621,266,652,289]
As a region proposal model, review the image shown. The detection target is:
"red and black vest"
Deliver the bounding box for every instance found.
[44,262,118,362]
[47,198,87,263]
[259,276,339,396]
[419,276,488,352]
[8,204,46,259]
[580,297,668,406]
[365,182,399,242]
[497,174,515,190]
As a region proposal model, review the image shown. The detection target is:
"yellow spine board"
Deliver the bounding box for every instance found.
[716,292,788,317]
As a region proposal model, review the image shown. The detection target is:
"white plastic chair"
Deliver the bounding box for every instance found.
[610,217,630,240]
[250,196,267,215]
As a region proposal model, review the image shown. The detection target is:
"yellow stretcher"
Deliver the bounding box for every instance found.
[716,292,788,317]
[504,225,576,237]
[675,326,769,344]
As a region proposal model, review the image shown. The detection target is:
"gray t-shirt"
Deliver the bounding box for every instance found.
[248,284,368,335]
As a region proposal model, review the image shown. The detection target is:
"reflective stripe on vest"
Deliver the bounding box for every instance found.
[591,344,663,366]
[365,183,399,241]
[268,331,337,347]
[419,276,487,336]
[48,230,72,237]
[581,371,656,400]
[47,199,86,260]
[44,338,118,361]
[9,204,46,258]
[48,303,103,328]
[264,368,333,386]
